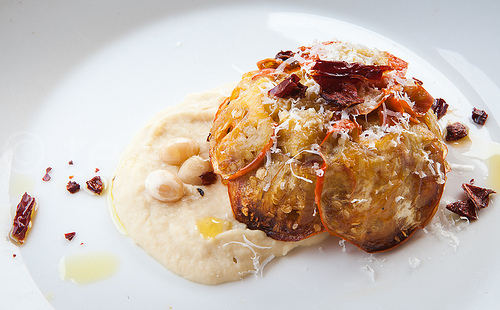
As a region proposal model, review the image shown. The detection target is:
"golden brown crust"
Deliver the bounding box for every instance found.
[209,41,447,251]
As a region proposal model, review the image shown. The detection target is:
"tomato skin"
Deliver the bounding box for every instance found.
[209,73,275,180]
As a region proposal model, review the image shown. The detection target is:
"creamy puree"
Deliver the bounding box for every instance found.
[110,85,327,285]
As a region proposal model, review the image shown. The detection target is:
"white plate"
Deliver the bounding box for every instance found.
[1,1,500,309]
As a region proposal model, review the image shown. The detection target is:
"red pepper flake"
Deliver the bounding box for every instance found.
[80,242,84,246]
[13,254,17,258]
[95,168,100,173]
[66,181,80,194]
[86,176,104,195]
[472,107,488,125]
[69,175,74,179]
[445,122,468,141]
[446,200,478,220]
[462,183,496,209]
[269,74,307,99]
[68,160,74,165]
[431,98,448,120]
[64,232,76,241]
[199,171,217,185]
[42,167,52,181]
[9,193,37,245]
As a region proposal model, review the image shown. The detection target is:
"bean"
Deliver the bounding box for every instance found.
[145,170,184,202]
[159,137,200,165]
[178,156,212,185]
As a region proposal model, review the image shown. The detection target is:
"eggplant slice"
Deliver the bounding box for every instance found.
[228,153,325,241]
[318,111,446,252]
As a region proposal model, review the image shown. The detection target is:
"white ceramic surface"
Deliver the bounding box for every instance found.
[1,0,499,309]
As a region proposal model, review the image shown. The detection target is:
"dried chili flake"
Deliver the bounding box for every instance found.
[199,171,217,185]
[66,181,80,193]
[95,168,100,173]
[268,74,307,99]
[64,232,76,241]
[462,183,496,209]
[445,122,468,141]
[471,107,488,125]
[275,50,295,61]
[86,176,104,195]
[42,167,52,181]
[9,193,37,244]
[431,98,448,120]
[446,200,478,220]
[68,160,74,165]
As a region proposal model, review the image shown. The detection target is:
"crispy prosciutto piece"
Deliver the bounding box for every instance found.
[268,74,307,99]
[462,183,496,209]
[446,183,495,220]
[445,122,468,142]
[311,60,392,110]
[446,200,478,220]
[471,107,488,125]
[10,193,38,245]
[311,60,392,85]
[431,98,449,120]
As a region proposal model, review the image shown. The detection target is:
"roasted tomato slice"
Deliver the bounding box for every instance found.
[403,83,434,117]
[209,72,275,180]
[318,115,446,253]
[228,153,325,241]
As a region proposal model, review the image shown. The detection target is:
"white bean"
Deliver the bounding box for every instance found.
[145,170,184,202]
[159,137,200,165]
[178,156,212,185]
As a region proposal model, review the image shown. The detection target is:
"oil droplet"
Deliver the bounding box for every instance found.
[59,252,119,285]
[463,135,500,160]
[196,217,232,239]
[462,135,500,190]
[107,179,128,235]
[9,173,35,199]
[45,292,54,301]
[448,135,472,149]
[487,154,500,190]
